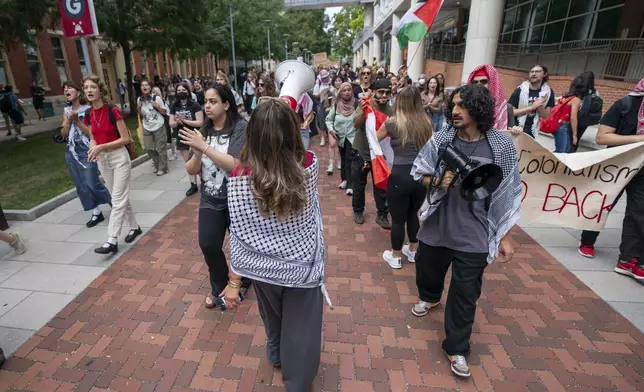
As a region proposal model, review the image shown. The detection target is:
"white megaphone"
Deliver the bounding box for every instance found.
[274,60,315,110]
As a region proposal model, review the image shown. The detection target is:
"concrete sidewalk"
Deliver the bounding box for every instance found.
[0,154,191,355]
[0,141,643,391]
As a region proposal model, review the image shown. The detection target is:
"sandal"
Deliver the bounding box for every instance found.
[204,294,216,308]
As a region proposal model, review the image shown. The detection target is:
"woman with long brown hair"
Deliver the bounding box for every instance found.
[61,80,111,227]
[221,99,329,392]
[422,76,445,131]
[377,87,433,269]
[250,73,276,111]
[78,75,142,254]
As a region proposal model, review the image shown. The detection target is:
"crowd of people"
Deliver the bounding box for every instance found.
[2,55,644,390]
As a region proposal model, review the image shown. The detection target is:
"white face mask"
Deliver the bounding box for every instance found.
[418,79,426,85]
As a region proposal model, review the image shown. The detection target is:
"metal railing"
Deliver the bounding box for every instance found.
[424,38,644,82]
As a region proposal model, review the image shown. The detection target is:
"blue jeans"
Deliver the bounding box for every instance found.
[301,131,310,150]
[66,147,112,211]
[554,123,570,153]
[431,113,444,133]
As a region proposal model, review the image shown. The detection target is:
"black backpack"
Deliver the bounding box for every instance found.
[615,96,636,136]
[0,92,12,113]
[578,92,603,128]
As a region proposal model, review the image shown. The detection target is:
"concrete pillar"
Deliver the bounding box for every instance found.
[362,41,370,66]
[373,32,382,64]
[390,13,403,74]
[353,53,357,69]
[461,0,504,83]
[116,47,126,80]
[364,3,374,28]
[405,0,424,82]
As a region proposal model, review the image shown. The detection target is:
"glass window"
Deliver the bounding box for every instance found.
[592,7,622,38]
[24,44,44,85]
[542,21,565,43]
[531,0,549,25]
[500,33,512,43]
[512,29,527,43]
[548,0,570,22]
[570,0,598,16]
[528,25,544,44]
[0,54,8,85]
[599,0,624,8]
[502,7,517,35]
[564,15,593,41]
[514,3,533,30]
[75,40,90,77]
[51,37,68,83]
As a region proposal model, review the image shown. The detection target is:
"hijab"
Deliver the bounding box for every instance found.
[467,64,508,130]
[336,82,355,117]
[628,78,644,135]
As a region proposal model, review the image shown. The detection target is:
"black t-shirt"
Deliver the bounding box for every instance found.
[31,86,45,103]
[195,91,205,106]
[600,95,643,138]
[353,85,370,101]
[170,100,202,131]
[509,85,556,132]
[199,119,247,210]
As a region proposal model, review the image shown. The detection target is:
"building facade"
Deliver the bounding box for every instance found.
[353,0,644,101]
[0,29,228,114]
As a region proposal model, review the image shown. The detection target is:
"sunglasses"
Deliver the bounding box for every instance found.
[258,83,265,87]
[376,89,391,96]
[361,72,372,76]
[471,79,489,85]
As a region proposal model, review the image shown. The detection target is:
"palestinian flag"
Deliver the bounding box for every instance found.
[364,100,393,190]
[392,0,444,50]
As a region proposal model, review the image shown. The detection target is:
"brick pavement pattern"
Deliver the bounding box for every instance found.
[2,145,644,392]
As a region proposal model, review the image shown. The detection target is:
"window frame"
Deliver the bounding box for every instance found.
[24,43,49,88]
[0,51,16,89]
[50,35,71,85]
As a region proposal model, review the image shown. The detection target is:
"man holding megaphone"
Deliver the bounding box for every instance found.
[410,83,522,379]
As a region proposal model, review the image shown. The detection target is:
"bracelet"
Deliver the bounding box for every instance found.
[202,145,210,155]
[228,280,241,288]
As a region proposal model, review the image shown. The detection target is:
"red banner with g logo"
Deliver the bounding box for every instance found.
[58,0,99,37]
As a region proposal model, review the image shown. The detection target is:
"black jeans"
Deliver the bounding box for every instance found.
[337,139,353,188]
[198,207,250,297]
[387,164,425,250]
[620,171,644,261]
[415,242,488,356]
[580,189,625,247]
[569,125,588,153]
[350,150,388,217]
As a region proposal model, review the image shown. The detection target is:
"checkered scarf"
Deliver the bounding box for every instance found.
[629,78,644,135]
[517,81,552,137]
[410,126,522,263]
[467,65,508,131]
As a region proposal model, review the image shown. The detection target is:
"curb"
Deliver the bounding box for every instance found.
[4,153,150,222]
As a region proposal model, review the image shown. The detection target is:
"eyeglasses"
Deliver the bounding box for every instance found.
[361,72,371,76]
[376,89,391,96]
[471,79,489,85]
[258,83,265,87]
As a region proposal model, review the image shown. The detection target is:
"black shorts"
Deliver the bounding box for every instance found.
[33,101,44,110]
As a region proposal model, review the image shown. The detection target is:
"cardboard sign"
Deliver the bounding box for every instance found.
[58,0,99,37]
[513,133,644,230]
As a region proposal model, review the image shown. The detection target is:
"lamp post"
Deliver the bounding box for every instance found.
[284,33,289,60]
[303,48,309,65]
[264,20,272,71]
[229,0,238,90]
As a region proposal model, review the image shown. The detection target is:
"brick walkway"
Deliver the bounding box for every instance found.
[2,147,644,392]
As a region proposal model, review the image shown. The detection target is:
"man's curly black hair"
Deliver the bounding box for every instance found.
[444,84,496,132]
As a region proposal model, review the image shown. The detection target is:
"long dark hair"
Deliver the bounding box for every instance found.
[201,84,241,141]
[241,98,306,219]
[580,71,596,94]
[445,84,495,133]
[172,81,194,110]
[566,76,587,98]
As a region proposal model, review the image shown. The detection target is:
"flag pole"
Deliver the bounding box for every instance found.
[405,30,430,74]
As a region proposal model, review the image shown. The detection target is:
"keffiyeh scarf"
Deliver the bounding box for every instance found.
[467,65,508,131]
[517,81,552,137]
[410,126,522,263]
[629,78,644,135]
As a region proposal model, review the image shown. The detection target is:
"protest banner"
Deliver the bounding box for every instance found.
[512,133,644,230]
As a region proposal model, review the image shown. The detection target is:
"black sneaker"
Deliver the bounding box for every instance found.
[94,242,118,254]
[353,211,364,225]
[124,227,143,243]
[0,347,5,367]
[86,212,105,228]
[186,182,198,196]
[376,215,391,230]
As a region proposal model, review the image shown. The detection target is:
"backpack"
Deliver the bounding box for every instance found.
[540,96,575,134]
[85,105,139,160]
[615,95,636,136]
[578,93,603,128]
[0,92,12,113]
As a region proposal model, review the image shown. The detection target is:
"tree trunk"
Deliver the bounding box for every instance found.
[120,41,136,115]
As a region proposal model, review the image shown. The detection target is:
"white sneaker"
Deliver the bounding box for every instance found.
[153,168,158,174]
[382,250,402,269]
[337,161,342,170]
[346,188,353,196]
[156,170,167,176]
[320,136,326,147]
[338,180,347,189]
[16,135,26,142]
[168,153,177,161]
[402,244,416,263]
[327,163,334,175]
[9,232,26,255]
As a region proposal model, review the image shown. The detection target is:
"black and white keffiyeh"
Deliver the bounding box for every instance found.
[227,153,332,305]
[411,126,522,263]
[517,81,552,137]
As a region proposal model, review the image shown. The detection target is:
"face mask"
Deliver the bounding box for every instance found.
[418,79,426,85]
[177,92,188,100]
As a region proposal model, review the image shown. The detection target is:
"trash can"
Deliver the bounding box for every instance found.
[0,202,8,231]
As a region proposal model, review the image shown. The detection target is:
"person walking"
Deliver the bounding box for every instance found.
[3,85,26,142]
[326,80,355,193]
[411,84,522,378]
[0,231,26,256]
[313,69,332,147]
[178,84,250,308]
[79,75,143,254]
[61,80,112,227]
[222,98,329,392]
[0,84,13,136]
[138,80,169,176]
[117,78,127,111]
[378,87,433,269]
[30,81,46,121]
[243,72,256,114]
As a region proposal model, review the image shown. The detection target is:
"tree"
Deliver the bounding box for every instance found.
[0,0,59,51]
[328,6,363,61]
[94,0,209,109]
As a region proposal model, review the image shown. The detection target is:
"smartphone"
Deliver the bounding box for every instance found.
[215,292,244,311]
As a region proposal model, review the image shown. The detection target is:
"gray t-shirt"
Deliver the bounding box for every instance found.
[385,121,421,166]
[199,119,247,210]
[417,137,494,253]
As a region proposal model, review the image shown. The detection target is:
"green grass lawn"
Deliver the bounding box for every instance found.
[0,115,143,210]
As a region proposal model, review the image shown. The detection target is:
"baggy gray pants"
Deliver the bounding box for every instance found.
[253,281,323,392]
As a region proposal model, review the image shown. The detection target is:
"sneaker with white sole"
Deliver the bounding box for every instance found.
[402,244,416,263]
[327,163,334,175]
[9,232,26,255]
[346,188,353,196]
[382,250,402,269]
[338,180,347,189]
[336,161,341,170]
[16,135,26,142]
[411,300,439,317]
[446,353,471,378]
